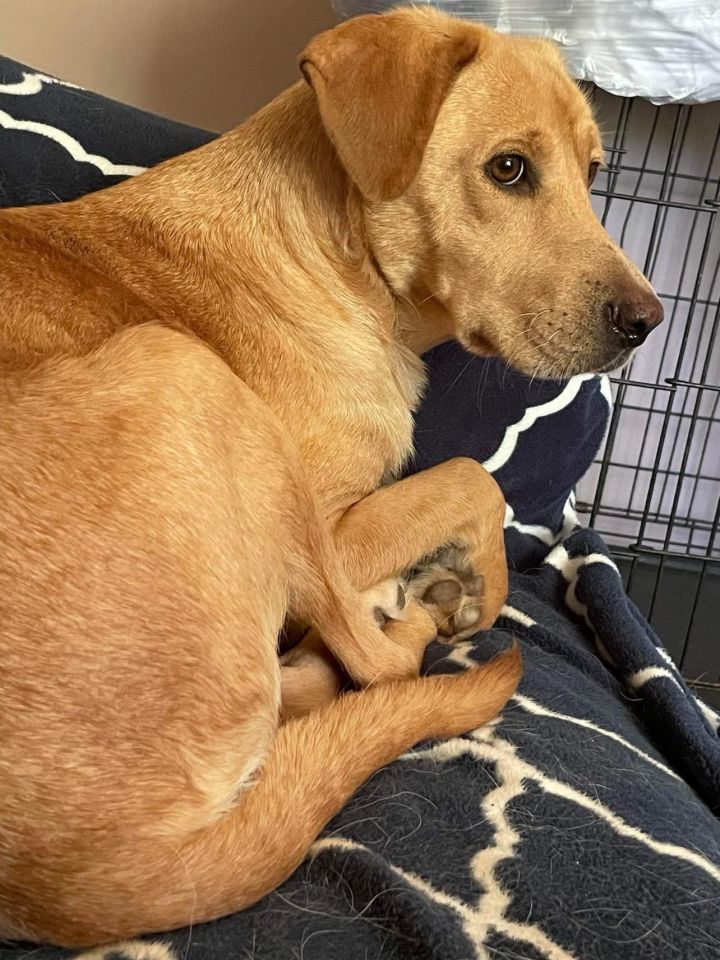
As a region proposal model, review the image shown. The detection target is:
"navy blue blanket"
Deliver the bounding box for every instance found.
[1,58,719,960]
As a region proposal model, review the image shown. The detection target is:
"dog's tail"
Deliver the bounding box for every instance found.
[41,642,521,947]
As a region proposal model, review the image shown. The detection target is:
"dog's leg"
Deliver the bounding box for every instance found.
[279,461,440,689]
[280,602,437,720]
[39,642,520,946]
[280,460,506,699]
[334,458,508,632]
[280,629,345,721]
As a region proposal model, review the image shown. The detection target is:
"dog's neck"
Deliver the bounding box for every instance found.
[230,83,456,357]
[90,83,455,360]
[393,291,456,356]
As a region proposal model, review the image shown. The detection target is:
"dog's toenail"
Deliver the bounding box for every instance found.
[373,607,386,626]
[396,582,406,610]
[424,579,462,605]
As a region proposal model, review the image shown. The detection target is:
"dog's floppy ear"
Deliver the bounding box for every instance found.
[300,10,479,202]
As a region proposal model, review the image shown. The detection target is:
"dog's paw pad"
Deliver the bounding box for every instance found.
[408,548,485,642]
[423,578,462,605]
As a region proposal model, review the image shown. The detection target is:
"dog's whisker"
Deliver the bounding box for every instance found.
[416,291,437,306]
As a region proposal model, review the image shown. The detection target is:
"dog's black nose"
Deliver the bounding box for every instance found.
[605,293,664,348]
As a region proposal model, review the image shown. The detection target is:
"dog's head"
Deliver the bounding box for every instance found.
[301,8,662,377]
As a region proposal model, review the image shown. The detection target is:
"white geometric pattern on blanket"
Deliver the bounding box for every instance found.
[502,606,692,778]
[513,693,682,782]
[502,603,537,629]
[488,374,607,548]
[0,71,83,95]
[482,373,611,475]
[630,666,720,733]
[310,713,720,960]
[544,543,619,665]
[504,494,578,546]
[0,71,147,177]
[653,646,720,731]
[544,542,720,733]
[503,599,692,769]
[462,727,720,885]
[0,108,147,177]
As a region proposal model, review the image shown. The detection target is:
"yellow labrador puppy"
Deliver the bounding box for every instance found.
[0,8,661,946]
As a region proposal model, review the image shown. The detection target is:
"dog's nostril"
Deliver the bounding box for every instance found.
[624,321,648,347]
[603,300,619,329]
[604,295,664,348]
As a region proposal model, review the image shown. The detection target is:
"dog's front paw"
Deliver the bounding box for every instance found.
[406,545,484,642]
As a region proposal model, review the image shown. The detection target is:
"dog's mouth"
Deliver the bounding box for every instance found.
[463,329,496,355]
[461,323,633,380]
[593,349,633,375]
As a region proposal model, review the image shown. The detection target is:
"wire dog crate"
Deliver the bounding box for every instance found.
[575,89,720,708]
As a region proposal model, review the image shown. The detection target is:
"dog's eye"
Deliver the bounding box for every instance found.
[588,161,601,187]
[488,154,526,186]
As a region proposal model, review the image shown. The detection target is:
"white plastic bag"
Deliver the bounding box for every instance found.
[332,1,720,104]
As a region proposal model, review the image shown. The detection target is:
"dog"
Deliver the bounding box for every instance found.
[0,7,662,946]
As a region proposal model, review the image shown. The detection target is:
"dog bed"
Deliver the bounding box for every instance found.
[1,58,719,960]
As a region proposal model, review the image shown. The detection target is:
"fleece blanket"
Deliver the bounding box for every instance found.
[1,57,719,960]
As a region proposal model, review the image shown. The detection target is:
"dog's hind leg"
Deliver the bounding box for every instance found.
[38,642,521,946]
[280,601,438,720]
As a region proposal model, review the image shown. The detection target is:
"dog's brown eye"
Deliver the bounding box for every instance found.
[488,154,525,186]
[588,161,600,187]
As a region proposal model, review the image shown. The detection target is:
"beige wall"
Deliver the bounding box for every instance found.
[0,0,337,131]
